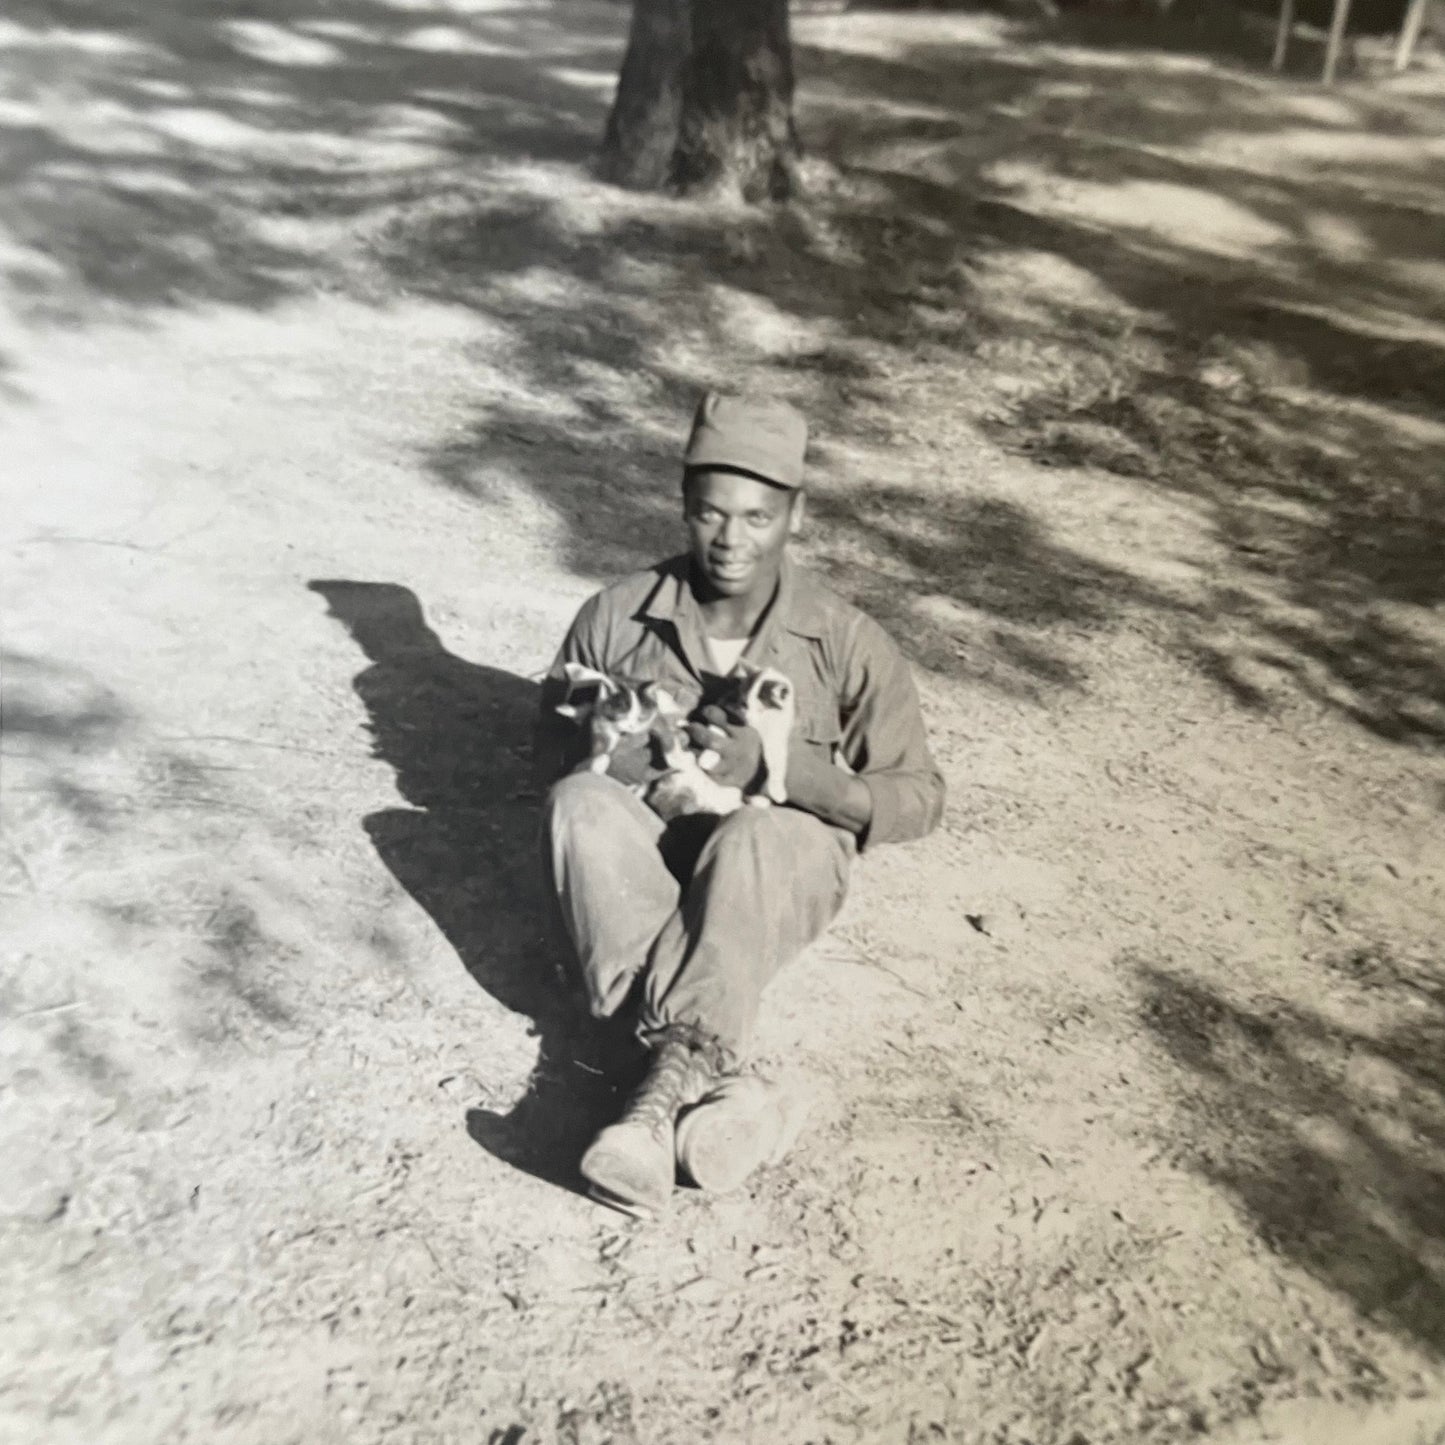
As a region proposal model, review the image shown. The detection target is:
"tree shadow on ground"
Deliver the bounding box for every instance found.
[1,649,129,748]
[1138,952,1445,1356]
[0,649,314,1063]
[381,180,1186,698]
[804,487,1180,685]
[11,0,1445,737]
[0,650,133,840]
[1004,0,1429,77]
[307,580,644,1195]
[0,0,622,338]
[376,14,1445,736]
[877,0,1433,65]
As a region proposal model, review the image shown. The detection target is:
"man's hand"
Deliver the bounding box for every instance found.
[685,707,763,790]
[605,730,661,788]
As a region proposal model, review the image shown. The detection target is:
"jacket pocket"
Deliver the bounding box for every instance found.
[796,703,842,763]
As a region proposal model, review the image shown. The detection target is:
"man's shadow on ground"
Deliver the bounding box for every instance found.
[309,580,646,1196]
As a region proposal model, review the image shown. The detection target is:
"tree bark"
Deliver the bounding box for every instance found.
[599,0,801,202]
[598,0,691,191]
[673,0,800,201]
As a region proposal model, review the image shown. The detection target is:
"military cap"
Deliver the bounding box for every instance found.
[682,391,809,490]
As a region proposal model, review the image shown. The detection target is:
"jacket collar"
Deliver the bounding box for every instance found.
[639,554,828,641]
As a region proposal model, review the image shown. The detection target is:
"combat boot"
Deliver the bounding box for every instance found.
[580,1029,719,1220]
[674,1075,809,1194]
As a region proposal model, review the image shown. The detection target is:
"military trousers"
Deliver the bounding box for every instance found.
[542,772,853,1066]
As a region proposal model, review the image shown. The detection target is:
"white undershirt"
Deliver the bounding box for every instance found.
[706,636,749,675]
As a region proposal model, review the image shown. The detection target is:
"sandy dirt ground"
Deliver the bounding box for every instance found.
[3,3,1445,1442]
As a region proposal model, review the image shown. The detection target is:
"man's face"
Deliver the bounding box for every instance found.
[683,468,804,602]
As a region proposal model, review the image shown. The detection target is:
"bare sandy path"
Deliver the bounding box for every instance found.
[3,5,1444,1443]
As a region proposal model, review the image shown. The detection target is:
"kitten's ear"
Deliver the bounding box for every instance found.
[563,662,615,693]
[762,667,793,706]
[737,662,769,709]
[557,662,615,717]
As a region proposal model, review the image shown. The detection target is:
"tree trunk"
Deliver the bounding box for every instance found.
[673,0,800,201]
[598,0,692,190]
[599,0,801,202]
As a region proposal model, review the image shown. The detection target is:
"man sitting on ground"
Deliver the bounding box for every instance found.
[535,391,945,1219]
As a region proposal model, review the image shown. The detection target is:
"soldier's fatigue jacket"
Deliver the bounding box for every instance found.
[540,555,944,849]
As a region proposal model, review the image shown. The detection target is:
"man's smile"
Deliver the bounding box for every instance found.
[709,555,753,579]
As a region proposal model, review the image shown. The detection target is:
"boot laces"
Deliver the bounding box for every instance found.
[624,1040,714,1130]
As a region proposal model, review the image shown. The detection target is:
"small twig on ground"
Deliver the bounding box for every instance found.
[879,966,931,998]
[13,999,82,1018]
[666,1273,714,1296]
[17,514,221,556]
[282,1222,348,1245]
[839,951,931,999]
[417,1233,468,1292]
[853,1106,973,1127]
[17,535,172,554]
[158,734,347,758]
[3,840,38,894]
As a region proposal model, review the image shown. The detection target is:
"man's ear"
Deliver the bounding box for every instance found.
[787,490,806,536]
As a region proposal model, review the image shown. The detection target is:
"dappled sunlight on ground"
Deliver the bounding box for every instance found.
[4,2,1445,1440]
[0,0,621,330]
